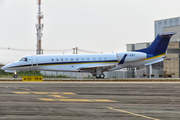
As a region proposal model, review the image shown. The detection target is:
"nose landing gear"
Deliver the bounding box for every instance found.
[14,71,18,78]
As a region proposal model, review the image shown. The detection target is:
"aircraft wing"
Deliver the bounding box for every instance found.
[77,54,128,71]
[77,63,117,71]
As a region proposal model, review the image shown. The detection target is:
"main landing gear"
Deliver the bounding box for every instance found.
[95,73,105,79]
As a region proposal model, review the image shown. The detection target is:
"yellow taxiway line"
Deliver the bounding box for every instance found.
[108,107,159,120]
[38,98,116,102]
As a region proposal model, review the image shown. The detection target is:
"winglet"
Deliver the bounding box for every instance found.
[118,54,127,65]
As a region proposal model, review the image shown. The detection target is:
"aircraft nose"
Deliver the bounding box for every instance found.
[1,66,7,70]
[1,63,13,70]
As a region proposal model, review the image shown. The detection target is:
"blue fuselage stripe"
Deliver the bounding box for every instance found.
[9,60,118,68]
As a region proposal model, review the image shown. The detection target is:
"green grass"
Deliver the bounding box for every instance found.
[0,68,73,78]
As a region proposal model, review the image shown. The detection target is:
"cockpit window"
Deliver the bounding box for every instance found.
[20,57,28,62]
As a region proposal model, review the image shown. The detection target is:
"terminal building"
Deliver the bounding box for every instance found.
[127,17,180,78]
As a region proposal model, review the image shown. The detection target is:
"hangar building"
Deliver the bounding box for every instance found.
[127,17,180,78]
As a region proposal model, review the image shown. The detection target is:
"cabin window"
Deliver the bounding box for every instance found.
[104,57,107,60]
[76,58,79,61]
[56,59,58,61]
[51,59,54,62]
[87,58,90,61]
[65,58,68,61]
[82,58,84,61]
[61,58,63,61]
[71,58,73,61]
[93,58,96,60]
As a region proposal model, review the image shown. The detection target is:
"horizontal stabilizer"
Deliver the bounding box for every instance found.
[145,58,164,66]
[159,32,176,37]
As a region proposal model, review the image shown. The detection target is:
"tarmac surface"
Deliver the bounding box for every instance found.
[0,81,180,120]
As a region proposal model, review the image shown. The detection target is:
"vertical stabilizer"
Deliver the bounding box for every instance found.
[134,32,176,55]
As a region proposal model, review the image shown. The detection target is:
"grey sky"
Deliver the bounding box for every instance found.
[1,0,180,63]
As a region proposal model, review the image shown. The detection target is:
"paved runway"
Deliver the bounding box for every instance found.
[0,82,180,120]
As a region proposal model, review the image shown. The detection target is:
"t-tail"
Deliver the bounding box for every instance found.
[134,32,176,55]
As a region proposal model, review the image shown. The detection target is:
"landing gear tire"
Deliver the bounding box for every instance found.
[100,74,105,79]
[95,74,105,79]
[95,75,100,79]
[14,74,18,78]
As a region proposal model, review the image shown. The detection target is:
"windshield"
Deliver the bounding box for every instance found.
[19,57,28,62]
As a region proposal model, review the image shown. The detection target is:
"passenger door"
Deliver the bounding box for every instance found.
[31,55,38,70]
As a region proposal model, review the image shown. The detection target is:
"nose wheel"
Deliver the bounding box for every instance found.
[14,74,18,78]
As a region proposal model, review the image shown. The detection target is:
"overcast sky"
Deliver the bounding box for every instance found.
[1,0,180,63]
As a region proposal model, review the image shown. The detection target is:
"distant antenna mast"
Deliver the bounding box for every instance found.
[36,0,44,55]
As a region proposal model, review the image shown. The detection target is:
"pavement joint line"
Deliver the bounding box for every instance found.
[108,107,159,120]
[19,88,30,91]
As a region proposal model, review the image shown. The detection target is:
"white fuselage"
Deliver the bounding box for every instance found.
[2,51,165,74]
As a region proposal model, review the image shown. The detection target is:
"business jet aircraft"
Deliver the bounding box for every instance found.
[1,32,176,78]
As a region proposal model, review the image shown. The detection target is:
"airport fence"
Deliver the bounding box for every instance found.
[40,70,134,78]
[40,68,165,78]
